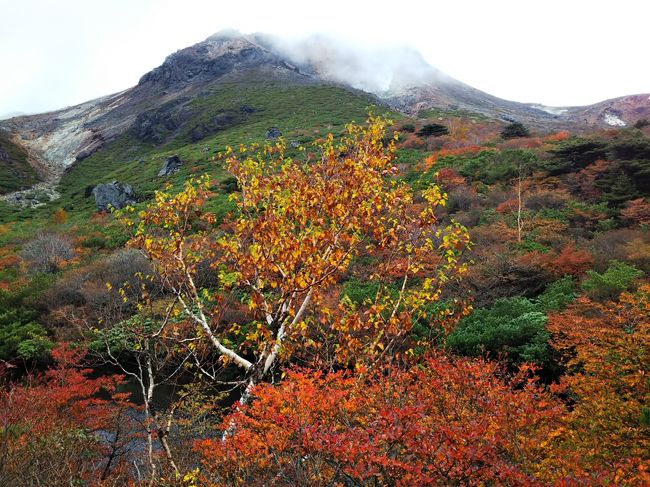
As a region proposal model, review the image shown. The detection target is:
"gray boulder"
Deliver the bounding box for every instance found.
[266,127,282,140]
[158,155,182,176]
[92,181,136,211]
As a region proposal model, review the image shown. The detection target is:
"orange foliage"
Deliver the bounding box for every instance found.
[576,159,611,200]
[196,354,562,486]
[621,198,650,226]
[522,244,594,278]
[0,254,19,270]
[0,345,133,485]
[396,133,427,149]
[435,167,466,189]
[90,212,109,223]
[52,208,69,225]
[544,131,571,142]
[496,198,519,214]
[501,137,543,149]
[541,287,650,484]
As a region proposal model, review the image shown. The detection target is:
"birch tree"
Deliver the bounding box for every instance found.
[121,117,471,404]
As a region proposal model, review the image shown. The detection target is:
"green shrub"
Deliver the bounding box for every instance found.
[447,297,551,366]
[535,277,577,312]
[581,260,644,300]
[544,139,608,174]
[417,123,449,137]
[0,277,55,362]
[501,122,529,139]
[458,149,536,184]
[342,279,382,305]
[0,320,53,361]
[81,235,108,249]
[220,176,240,193]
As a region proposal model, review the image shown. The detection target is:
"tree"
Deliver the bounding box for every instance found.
[541,287,650,484]
[52,208,69,225]
[0,345,133,486]
[501,122,530,139]
[581,260,643,300]
[122,117,471,404]
[195,353,562,486]
[417,123,449,137]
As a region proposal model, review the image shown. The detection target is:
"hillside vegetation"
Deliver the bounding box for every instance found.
[0,131,39,194]
[0,84,648,485]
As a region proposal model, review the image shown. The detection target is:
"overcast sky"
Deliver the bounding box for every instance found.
[1,0,648,116]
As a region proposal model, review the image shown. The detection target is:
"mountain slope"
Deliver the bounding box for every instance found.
[1,31,648,204]
[563,94,650,127]
[0,131,40,193]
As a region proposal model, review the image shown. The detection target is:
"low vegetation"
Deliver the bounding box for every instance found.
[0,84,648,485]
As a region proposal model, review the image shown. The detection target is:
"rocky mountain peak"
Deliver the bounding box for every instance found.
[137,32,290,90]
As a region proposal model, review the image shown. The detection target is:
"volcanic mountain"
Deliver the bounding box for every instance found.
[1,31,648,200]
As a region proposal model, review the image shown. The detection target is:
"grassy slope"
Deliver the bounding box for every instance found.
[0,131,38,194]
[0,83,397,245]
[57,84,393,212]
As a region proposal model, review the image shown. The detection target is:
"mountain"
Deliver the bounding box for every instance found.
[1,31,648,203]
[562,94,650,127]
[0,34,310,185]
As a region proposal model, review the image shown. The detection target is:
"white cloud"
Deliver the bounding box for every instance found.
[0,0,648,115]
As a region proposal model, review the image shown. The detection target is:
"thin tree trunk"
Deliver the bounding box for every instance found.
[517,174,523,243]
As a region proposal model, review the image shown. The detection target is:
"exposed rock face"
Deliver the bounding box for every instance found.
[132,109,183,144]
[158,155,182,176]
[92,181,136,211]
[190,110,241,142]
[137,35,292,91]
[266,127,282,139]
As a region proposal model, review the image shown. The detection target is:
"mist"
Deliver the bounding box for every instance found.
[256,33,452,95]
[1,0,648,114]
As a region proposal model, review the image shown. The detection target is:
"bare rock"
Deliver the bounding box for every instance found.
[158,155,182,176]
[92,181,136,211]
[266,126,282,139]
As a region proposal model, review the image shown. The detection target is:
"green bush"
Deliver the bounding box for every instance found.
[342,279,382,305]
[447,297,550,366]
[535,277,577,312]
[544,139,608,174]
[581,261,643,300]
[81,235,109,249]
[417,123,449,137]
[0,319,53,361]
[501,122,529,139]
[0,277,55,362]
[220,176,240,193]
[458,149,536,184]
[446,278,577,367]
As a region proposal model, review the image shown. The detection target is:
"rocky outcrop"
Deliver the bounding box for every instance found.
[92,181,136,211]
[158,155,182,176]
[137,35,286,91]
[266,127,282,139]
[189,110,241,142]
